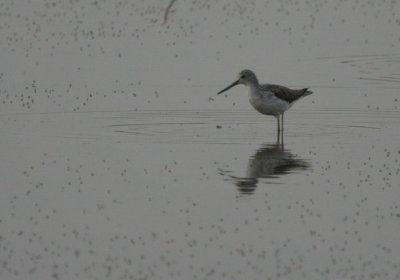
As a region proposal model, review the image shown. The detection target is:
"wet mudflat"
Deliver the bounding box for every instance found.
[1,1,400,280]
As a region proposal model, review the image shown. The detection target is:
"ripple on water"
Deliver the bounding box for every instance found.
[104,108,400,144]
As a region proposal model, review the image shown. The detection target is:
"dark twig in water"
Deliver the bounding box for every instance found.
[163,0,177,25]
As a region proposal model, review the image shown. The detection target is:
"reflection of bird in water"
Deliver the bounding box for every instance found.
[221,142,310,195]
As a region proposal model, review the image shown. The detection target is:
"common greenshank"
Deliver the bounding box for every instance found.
[217,69,313,142]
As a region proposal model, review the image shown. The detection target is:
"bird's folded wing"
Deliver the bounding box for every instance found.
[262,84,310,103]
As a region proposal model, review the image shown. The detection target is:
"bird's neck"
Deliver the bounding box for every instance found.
[247,81,259,93]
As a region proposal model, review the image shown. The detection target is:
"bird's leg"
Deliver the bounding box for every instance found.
[281,113,284,144]
[276,115,281,143]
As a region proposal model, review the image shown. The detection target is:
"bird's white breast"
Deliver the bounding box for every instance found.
[249,89,290,116]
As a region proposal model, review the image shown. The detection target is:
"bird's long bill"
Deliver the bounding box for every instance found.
[217,80,239,95]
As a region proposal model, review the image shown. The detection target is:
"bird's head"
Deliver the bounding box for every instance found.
[217,69,258,95]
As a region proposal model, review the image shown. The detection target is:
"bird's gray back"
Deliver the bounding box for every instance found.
[260,83,312,104]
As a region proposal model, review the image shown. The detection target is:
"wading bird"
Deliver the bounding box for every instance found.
[217,69,313,142]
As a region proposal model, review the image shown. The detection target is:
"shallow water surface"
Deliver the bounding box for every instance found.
[1,0,400,279]
[1,107,399,279]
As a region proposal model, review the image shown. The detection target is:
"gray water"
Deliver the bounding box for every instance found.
[1,1,400,280]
